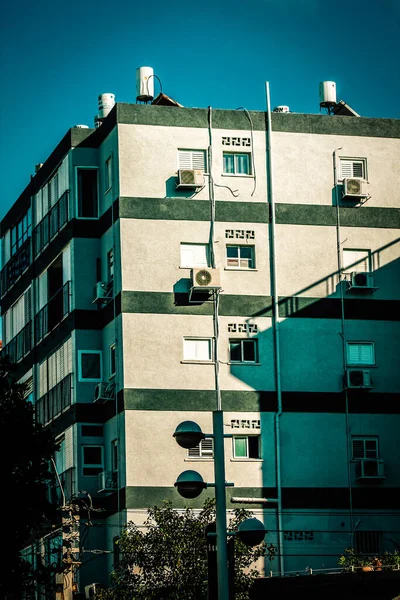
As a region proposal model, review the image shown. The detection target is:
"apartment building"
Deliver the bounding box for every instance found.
[1,91,399,597]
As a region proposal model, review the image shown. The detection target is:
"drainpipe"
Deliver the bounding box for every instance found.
[333,149,354,539]
[265,82,284,575]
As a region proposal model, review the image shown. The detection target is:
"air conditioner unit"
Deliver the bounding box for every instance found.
[93,381,115,404]
[342,178,369,198]
[93,281,111,304]
[349,271,375,290]
[346,369,373,390]
[85,583,106,599]
[97,470,118,493]
[191,268,221,290]
[358,458,385,479]
[176,169,204,188]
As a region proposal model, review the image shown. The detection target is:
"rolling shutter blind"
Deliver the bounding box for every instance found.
[343,250,370,273]
[188,438,214,458]
[62,245,71,284]
[340,159,364,179]
[184,339,211,361]
[347,342,374,365]
[39,360,48,397]
[352,438,378,459]
[180,244,209,268]
[65,427,73,470]
[178,150,206,171]
[58,156,69,197]
[38,271,48,310]
[3,229,10,265]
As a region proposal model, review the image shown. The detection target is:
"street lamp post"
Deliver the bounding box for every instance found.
[174,419,266,599]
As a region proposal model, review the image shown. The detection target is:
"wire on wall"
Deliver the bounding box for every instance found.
[236,107,257,196]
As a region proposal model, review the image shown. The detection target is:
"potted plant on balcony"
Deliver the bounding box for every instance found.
[338,548,373,572]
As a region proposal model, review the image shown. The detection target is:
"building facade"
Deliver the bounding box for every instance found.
[1,100,400,597]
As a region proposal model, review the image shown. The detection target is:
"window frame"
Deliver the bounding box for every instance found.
[223,152,252,176]
[352,436,379,460]
[78,350,103,382]
[107,248,114,281]
[182,337,213,363]
[180,243,210,268]
[76,166,99,219]
[229,338,258,364]
[346,342,375,366]
[339,157,368,182]
[232,435,261,460]
[226,244,255,270]
[82,444,104,477]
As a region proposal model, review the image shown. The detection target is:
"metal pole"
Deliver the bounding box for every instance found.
[213,409,229,600]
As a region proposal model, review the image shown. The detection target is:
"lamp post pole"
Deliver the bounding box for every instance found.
[212,409,230,600]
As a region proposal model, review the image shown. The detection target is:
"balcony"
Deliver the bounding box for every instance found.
[33,191,69,258]
[2,321,32,363]
[48,466,75,506]
[35,280,71,344]
[36,373,72,426]
[0,237,31,295]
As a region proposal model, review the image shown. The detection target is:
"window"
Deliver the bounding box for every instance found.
[233,436,260,459]
[178,149,206,172]
[10,210,31,257]
[354,531,382,555]
[107,249,114,281]
[226,245,255,269]
[352,437,378,460]
[77,168,98,218]
[346,342,375,366]
[339,158,367,180]
[110,344,116,377]
[229,339,258,363]
[78,350,102,381]
[188,438,214,459]
[343,249,371,274]
[82,445,103,476]
[105,156,112,191]
[223,152,252,175]
[183,338,213,362]
[111,439,118,473]
[180,243,210,268]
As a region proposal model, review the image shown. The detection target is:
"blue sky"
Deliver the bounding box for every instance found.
[1,0,399,220]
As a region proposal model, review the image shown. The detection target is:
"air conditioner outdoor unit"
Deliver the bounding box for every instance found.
[93,381,115,404]
[176,169,204,188]
[85,583,106,599]
[346,369,373,390]
[358,458,385,479]
[191,268,221,290]
[349,271,375,290]
[342,178,369,198]
[93,281,111,304]
[97,470,118,493]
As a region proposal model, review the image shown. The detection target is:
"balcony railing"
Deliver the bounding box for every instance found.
[2,321,32,363]
[33,191,69,258]
[0,237,31,294]
[35,280,71,344]
[36,373,72,425]
[48,466,75,506]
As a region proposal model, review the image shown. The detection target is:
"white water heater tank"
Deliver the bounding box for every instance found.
[136,67,154,102]
[98,93,116,119]
[319,81,336,108]
[273,105,290,113]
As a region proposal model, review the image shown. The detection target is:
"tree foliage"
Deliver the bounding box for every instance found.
[0,357,58,599]
[97,498,275,600]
